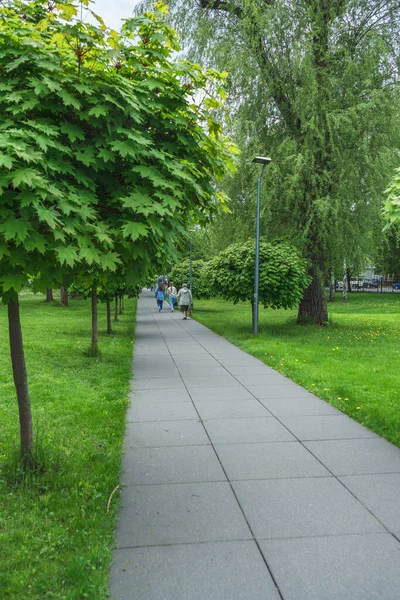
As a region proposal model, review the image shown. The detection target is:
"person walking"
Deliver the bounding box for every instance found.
[167,281,177,313]
[176,283,193,320]
[155,281,166,312]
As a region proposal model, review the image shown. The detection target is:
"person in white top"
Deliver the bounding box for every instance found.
[176,283,193,320]
[167,282,177,312]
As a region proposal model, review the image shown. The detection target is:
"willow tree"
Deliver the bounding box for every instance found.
[155,0,400,323]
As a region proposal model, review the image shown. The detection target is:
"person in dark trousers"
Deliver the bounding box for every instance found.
[155,281,166,312]
[176,283,193,320]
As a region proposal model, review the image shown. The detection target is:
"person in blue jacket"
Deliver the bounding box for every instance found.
[155,281,166,312]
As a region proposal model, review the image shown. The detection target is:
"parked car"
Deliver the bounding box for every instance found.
[393,282,400,290]
[363,278,379,288]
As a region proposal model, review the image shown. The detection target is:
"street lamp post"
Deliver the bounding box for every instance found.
[189,238,193,296]
[252,156,271,335]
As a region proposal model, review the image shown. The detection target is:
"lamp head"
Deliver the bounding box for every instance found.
[252,156,271,165]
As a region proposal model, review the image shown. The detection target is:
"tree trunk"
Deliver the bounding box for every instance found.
[106,300,112,334]
[342,260,348,304]
[122,296,125,311]
[60,287,68,306]
[119,295,123,314]
[297,272,328,325]
[114,295,118,321]
[45,288,53,303]
[91,286,98,354]
[346,268,352,292]
[8,299,34,460]
[329,268,335,302]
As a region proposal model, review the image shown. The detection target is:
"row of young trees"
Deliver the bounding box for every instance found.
[0,0,237,460]
[151,0,400,324]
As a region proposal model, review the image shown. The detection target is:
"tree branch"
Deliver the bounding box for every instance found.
[198,0,301,136]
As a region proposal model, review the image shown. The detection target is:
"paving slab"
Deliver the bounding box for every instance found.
[258,395,341,417]
[169,352,211,360]
[305,438,400,475]
[237,374,293,387]
[121,445,226,485]
[183,375,241,389]
[215,441,330,480]
[189,386,255,403]
[110,541,281,600]
[203,417,296,444]
[130,388,192,403]
[225,365,280,376]
[195,399,270,420]
[280,414,379,441]
[260,534,400,600]
[217,357,266,367]
[115,482,252,548]
[126,401,199,423]
[173,358,219,367]
[232,478,384,539]
[131,377,185,390]
[176,366,229,377]
[339,473,400,532]
[133,368,180,379]
[247,384,319,399]
[124,420,210,448]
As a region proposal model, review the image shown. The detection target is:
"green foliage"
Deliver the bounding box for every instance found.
[69,268,142,303]
[163,0,400,320]
[206,239,311,309]
[374,226,400,280]
[168,259,212,299]
[0,0,238,304]
[384,169,400,226]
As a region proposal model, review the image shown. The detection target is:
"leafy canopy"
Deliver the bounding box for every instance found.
[206,239,311,309]
[384,170,400,227]
[169,258,212,299]
[0,0,238,302]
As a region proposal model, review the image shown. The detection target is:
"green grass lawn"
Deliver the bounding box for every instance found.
[193,293,400,447]
[0,292,136,599]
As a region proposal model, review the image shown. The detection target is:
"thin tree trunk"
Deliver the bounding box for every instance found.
[122,296,125,311]
[342,260,348,303]
[119,295,123,314]
[346,268,352,293]
[8,298,34,460]
[45,288,53,303]
[251,301,255,331]
[91,286,98,354]
[297,271,328,325]
[106,300,112,334]
[329,268,335,302]
[60,287,68,306]
[114,295,118,321]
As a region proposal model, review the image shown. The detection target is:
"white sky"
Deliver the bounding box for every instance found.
[90,0,141,30]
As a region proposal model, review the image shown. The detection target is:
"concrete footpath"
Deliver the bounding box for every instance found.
[110,291,400,600]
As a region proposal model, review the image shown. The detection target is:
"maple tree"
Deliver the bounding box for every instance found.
[0,0,236,459]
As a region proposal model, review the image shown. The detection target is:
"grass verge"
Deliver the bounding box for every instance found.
[193,293,400,447]
[0,292,136,599]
